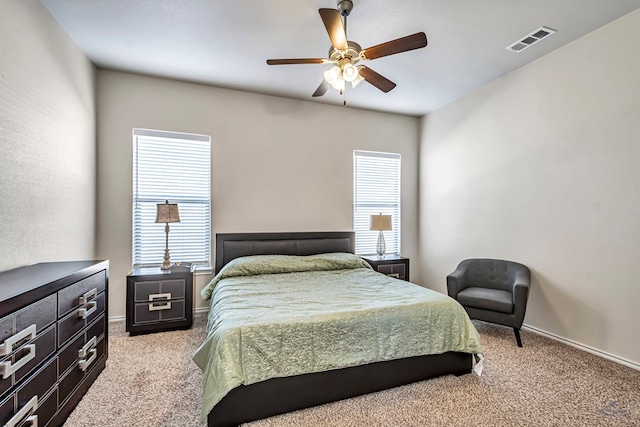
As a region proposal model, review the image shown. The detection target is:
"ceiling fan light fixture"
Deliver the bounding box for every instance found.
[331,78,346,91]
[351,73,365,88]
[342,63,359,82]
[323,65,341,84]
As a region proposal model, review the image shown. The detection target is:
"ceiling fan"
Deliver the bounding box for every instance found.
[266,0,428,98]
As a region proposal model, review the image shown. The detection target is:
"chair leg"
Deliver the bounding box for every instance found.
[513,327,523,347]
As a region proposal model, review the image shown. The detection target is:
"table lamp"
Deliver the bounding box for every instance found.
[370,214,392,257]
[155,200,180,270]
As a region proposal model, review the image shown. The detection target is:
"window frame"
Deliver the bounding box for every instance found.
[132,128,212,272]
[353,150,401,255]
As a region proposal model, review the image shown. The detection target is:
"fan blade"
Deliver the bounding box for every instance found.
[312,80,329,97]
[362,32,428,60]
[358,66,396,93]
[266,58,326,65]
[319,8,348,50]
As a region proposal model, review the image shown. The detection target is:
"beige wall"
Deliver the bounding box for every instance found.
[0,0,96,272]
[96,70,420,318]
[8,0,637,370]
[418,10,640,366]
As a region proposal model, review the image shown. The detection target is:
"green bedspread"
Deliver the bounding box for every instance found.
[193,253,483,420]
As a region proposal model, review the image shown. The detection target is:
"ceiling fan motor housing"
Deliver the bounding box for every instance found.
[337,0,353,16]
[329,41,362,63]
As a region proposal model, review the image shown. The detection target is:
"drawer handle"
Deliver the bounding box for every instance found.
[149,301,172,311]
[78,336,97,371]
[149,293,171,301]
[5,395,38,427]
[78,336,97,359]
[0,324,36,356]
[0,344,36,379]
[79,348,97,372]
[78,301,98,319]
[79,288,98,305]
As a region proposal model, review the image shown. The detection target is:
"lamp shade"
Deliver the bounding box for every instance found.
[370,214,392,231]
[155,200,180,223]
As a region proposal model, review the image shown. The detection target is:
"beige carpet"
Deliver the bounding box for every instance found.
[64,314,640,427]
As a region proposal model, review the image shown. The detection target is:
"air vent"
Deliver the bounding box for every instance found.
[506,26,556,53]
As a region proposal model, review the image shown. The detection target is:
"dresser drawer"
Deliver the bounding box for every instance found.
[0,356,57,427]
[59,336,105,405]
[0,294,56,351]
[16,357,57,412]
[13,325,56,385]
[58,291,105,348]
[58,315,105,378]
[58,271,106,318]
[33,387,58,427]
[0,394,11,426]
[133,279,185,302]
[134,299,186,324]
[0,296,56,398]
[0,325,56,397]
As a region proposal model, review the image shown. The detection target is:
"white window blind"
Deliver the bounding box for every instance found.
[353,150,401,255]
[132,129,211,268]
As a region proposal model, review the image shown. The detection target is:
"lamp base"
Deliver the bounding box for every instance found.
[161,223,172,270]
[376,231,386,257]
[161,248,171,270]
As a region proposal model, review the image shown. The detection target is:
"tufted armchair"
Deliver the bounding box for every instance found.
[447,259,531,347]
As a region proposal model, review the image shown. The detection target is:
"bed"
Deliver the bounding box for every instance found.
[193,232,483,427]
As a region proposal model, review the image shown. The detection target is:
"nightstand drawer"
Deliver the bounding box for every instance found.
[378,263,406,280]
[361,255,410,282]
[134,299,186,324]
[133,279,185,302]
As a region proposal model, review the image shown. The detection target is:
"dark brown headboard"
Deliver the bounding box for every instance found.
[215,232,355,273]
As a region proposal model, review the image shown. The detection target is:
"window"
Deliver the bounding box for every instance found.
[133,128,211,269]
[353,150,401,255]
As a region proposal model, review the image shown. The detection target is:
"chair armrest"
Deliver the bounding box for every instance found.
[510,268,531,295]
[511,268,531,327]
[446,263,469,298]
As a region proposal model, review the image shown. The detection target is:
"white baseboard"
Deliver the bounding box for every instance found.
[523,324,640,371]
[108,306,209,323]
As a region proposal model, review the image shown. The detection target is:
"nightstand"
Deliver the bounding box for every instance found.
[126,265,194,335]
[361,254,410,281]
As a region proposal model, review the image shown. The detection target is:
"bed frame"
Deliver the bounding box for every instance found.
[208,232,472,427]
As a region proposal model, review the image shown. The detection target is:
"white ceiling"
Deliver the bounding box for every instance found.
[41,0,640,117]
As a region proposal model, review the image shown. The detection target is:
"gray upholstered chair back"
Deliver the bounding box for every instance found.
[460,258,529,293]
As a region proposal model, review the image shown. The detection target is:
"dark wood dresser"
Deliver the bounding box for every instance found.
[0,260,108,427]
